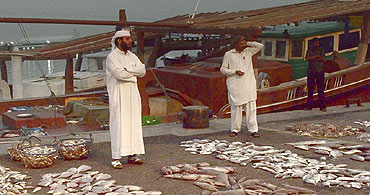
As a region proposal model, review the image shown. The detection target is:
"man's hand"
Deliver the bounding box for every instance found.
[236,70,245,76]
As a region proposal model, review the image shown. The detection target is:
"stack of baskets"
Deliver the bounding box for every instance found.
[7,134,94,168]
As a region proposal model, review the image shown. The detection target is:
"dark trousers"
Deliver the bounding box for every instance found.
[307,70,326,109]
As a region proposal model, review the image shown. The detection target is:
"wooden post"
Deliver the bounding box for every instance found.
[137,31,145,63]
[74,53,83,71]
[119,9,127,25]
[355,12,370,65]
[0,59,8,82]
[147,36,163,67]
[115,9,127,31]
[65,57,74,94]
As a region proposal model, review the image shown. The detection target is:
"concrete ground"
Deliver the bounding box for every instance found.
[1,103,370,194]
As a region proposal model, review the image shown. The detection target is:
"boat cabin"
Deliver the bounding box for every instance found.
[258,21,362,79]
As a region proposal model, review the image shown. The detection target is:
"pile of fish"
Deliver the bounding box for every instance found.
[33,105,65,112]
[286,140,370,162]
[354,121,370,127]
[59,138,93,160]
[19,145,59,169]
[0,165,33,195]
[37,164,162,195]
[161,162,316,195]
[357,133,370,143]
[285,123,364,138]
[181,139,370,189]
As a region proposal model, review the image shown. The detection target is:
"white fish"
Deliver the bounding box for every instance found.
[77,165,92,173]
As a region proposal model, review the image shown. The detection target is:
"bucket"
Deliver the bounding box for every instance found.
[179,106,212,129]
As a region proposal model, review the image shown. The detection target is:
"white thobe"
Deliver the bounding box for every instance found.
[220,42,264,133]
[106,48,146,159]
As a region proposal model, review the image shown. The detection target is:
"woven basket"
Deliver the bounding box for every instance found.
[7,136,40,161]
[57,134,93,160]
[18,137,59,168]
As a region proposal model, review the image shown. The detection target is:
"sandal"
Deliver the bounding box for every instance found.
[229,132,238,137]
[127,155,144,165]
[112,160,123,169]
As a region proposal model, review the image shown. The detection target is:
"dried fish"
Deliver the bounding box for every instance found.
[181,139,370,190]
[351,155,365,162]
[37,166,160,194]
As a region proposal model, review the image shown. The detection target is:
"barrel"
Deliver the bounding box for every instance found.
[180,106,211,129]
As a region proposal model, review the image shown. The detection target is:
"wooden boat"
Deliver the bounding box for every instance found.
[151,21,370,118]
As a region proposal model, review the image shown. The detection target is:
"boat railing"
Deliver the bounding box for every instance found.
[218,62,370,117]
[258,62,370,103]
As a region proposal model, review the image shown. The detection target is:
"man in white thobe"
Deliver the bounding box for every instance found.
[220,35,264,138]
[106,29,146,168]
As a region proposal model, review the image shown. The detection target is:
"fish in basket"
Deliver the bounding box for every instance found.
[7,136,40,161]
[57,134,93,160]
[18,137,59,168]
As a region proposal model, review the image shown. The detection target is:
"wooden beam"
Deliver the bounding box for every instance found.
[0,59,8,82]
[355,12,370,65]
[65,57,74,94]
[137,31,145,63]
[0,17,190,28]
[119,9,127,26]
[147,37,162,67]
[136,26,261,36]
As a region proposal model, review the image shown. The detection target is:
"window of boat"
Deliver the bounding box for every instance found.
[339,31,360,51]
[291,40,303,57]
[264,41,273,56]
[308,36,334,53]
[275,41,286,58]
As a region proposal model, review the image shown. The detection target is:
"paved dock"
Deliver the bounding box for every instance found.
[1,103,370,194]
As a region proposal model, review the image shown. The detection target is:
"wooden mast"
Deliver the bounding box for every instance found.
[355,11,370,65]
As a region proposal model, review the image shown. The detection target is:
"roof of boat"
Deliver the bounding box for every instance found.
[262,21,360,39]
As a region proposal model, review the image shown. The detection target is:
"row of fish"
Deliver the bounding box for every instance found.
[0,165,33,195]
[354,121,370,128]
[180,139,370,189]
[37,164,162,195]
[285,123,364,138]
[358,133,370,143]
[285,140,370,161]
[161,162,316,195]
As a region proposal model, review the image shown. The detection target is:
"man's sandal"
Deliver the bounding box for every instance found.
[229,132,238,137]
[127,156,144,165]
[112,160,123,169]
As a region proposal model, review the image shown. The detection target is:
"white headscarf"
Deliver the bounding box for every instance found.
[111,30,131,51]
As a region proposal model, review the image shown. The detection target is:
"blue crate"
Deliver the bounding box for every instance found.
[10,106,34,112]
[20,127,48,136]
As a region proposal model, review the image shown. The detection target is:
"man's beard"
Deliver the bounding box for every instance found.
[121,42,132,51]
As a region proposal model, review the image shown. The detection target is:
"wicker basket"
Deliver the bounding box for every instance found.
[18,138,59,168]
[7,136,40,161]
[57,134,93,160]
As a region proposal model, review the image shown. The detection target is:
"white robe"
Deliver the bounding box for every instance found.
[106,48,146,159]
[220,42,264,106]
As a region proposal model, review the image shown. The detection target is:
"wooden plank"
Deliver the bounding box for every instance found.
[204,1,370,28]
[198,0,343,27]
[193,0,325,24]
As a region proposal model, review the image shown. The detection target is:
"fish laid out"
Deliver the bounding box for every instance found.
[354,121,370,128]
[0,165,33,195]
[161,162,316,195]
[181,139,370,189]
[285,140,370,161]
[37,164,162,195]
[285,123,364,138]
[357,133,370,143]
